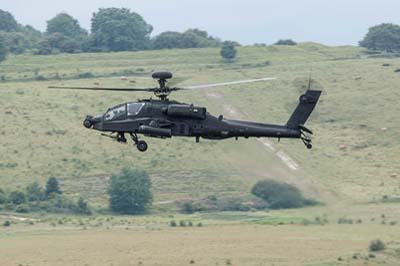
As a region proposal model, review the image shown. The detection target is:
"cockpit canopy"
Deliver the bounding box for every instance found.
[104,102,145,121]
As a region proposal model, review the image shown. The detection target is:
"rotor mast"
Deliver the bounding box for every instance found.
[152,71,174,100]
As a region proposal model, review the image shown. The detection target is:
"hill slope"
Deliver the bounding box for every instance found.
[0,43,399,204]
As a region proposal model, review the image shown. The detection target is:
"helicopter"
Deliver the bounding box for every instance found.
[49,71,321,152]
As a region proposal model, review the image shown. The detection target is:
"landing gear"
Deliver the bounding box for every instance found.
[301,134,313,149]
[130,133,148,152]
[117,132,127,143]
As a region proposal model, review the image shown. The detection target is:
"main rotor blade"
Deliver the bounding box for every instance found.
[48,86,154,92]
[168,77,190,87]
[182,77,277,90]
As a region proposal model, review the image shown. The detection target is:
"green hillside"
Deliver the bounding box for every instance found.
[0,43,399,204]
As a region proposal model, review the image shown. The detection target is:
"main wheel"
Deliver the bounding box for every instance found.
[306,143,313,149]
[136,140,148,152]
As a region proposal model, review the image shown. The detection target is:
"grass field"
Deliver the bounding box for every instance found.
[1,43,400,265]
[1,202,400,266]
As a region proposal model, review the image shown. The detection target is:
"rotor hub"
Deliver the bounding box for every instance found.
[152,72,174,100]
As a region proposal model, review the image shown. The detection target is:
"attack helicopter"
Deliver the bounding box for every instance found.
[49,71,321,152]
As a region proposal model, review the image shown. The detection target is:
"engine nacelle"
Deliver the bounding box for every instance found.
[167,104,206,119]
[138,125,172,137]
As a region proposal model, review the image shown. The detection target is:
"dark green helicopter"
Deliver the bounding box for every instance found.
[50,72,321,152]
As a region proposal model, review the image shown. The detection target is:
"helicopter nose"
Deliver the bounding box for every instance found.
[83,115,102,129]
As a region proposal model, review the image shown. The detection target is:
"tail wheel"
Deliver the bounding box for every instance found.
[136,140,148,152]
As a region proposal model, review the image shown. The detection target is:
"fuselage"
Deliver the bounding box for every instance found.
[86,99,301,140]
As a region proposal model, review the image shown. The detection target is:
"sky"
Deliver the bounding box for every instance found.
[2,0,400,46]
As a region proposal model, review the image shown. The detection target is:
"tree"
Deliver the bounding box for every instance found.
[360,23,400,52]
[108,168,152,214]
[186,28,209,39]
[0,35,6,62]
[184,28,220,47]
[0,32,29,54]
[45,177,62,197]
[0,9,18,32]
[0,12,42,55]
[91,8,153,52]
[20,25,42,51]
[152,29,220,50]
[251,179,311,209]
[46,13,87,37]
[152,31,184,49]
[44,13,88,54]
[275,39,297,46]
[36,38,53,55]
[180,31,210,48]
[220,41,237,61]
[26,182,44,201]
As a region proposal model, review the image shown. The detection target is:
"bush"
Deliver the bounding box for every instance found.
[108,168,152,214]
[179,220,186,227]
[3,220,11,227]
[338,217,353,224]
[35,75,47,81]
[177,196,252,213]
[15,204,30,213]
[0,182,89,215]
[0,189,6,204]
[169,220,177,227]
[76,72,95,79]
[369,239,386,252]
[182,201,194,214]
[216,196,251,211]
[275,39,297,46]
[76,197,91,215]
[26,181,44,201]
[251,179,315,209]
[50,194,78,213]
[8,191,26,205]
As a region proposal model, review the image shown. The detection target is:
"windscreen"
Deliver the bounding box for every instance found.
[127,102,145,116]
[104,105,126,121]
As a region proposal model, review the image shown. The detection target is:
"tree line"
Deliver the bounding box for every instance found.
[0,168,152,215]
[0,177,91,214]
[0,8,224,60]
[2,7,398,63]
[1,166,318,217]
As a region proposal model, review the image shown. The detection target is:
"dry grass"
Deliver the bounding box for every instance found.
[1,221,399,266]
